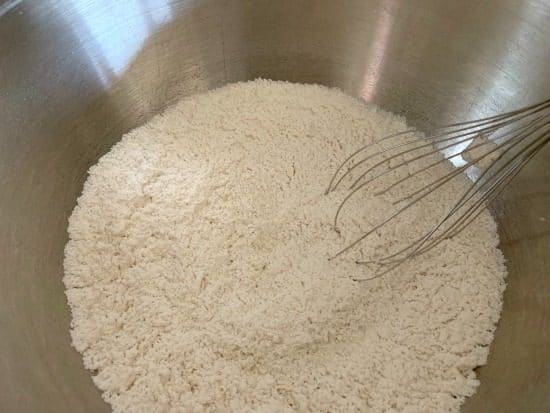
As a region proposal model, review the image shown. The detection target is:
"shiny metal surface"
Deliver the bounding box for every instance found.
[0,1,548,411]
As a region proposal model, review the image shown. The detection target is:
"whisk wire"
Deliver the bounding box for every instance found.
[352,134,549,281]
[327,99,550,195]
[334,114,547,250]
[330,98,550,278]
[369,130,548,267]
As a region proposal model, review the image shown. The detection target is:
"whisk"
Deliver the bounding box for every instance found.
[326,98,550,278]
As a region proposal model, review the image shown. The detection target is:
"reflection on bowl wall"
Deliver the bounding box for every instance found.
[1,1,549,412]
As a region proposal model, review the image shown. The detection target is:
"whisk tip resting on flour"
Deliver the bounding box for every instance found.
[328,98,550,276]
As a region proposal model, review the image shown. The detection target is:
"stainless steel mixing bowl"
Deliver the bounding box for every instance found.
[1,1,549,411]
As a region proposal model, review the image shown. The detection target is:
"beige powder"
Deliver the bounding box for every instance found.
[64,80,506,412]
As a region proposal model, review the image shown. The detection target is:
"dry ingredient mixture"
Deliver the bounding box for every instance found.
[64,80,507,413]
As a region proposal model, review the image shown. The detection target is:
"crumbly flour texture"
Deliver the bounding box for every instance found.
[64,80,507,412]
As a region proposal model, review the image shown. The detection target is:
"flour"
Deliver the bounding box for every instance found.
[64,80,507,413]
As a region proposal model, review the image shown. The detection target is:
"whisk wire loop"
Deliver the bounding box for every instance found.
[329,99,550,279]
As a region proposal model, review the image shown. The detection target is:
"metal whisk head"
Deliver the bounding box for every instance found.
[326,99,550,278]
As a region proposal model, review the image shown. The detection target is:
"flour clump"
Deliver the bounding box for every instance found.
[64,80,507,412]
